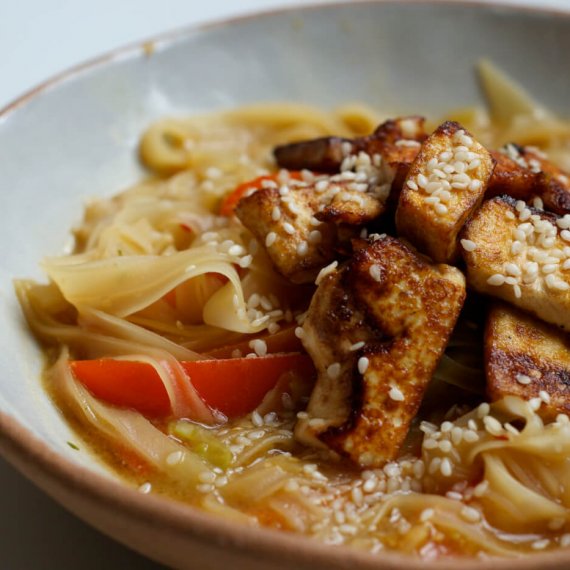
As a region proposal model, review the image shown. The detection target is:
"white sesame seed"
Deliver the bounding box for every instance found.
[358,357,370,375]
[327,363,341,379]
[199,471,216,483]
[423,438,438,450]
[460,506,481,523]
[389,386,405,402]
[249,339,268,357]
[532,539,550,550]
[350,341,365,351]
[529,397,542,411]
[265,232,277,247]
[369,264,382,282]
[296,241,309,256]
[539,390,551,404]
[271,206,281,221]
[166,451,184,466]
[487,274,506,286]
[460,239,477,252]
[477,403,490,418]
[407,179,419,191]
[138,482,152,494]
[463,430,480,443]
[428,457,442,475]
[239,255,253,268]
[251,411,264,427]
[420,508,435,522]
[516,374,532,385]
[504,262,521,276]
[483,416,504,436]
[308,230,322,244]
[283,222,296,235]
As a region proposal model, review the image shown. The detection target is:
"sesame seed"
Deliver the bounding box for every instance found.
[296,241,309,256]
[460,239,477,252]
[369,264,382,282]
[249,339,268,357]
[271,206,281,221]
[529,397,542,411]
[423,438,438,450]
[516,374,532,385]
[327,363,341,379]
[483,416,503,436]
[283,222,296,235]
[358,357,370,375]
[389,386,405,402]
[539,390,551,404]
[487,274,506,286]
[460,506,481,522]
[166,451,184,466]
[435,204,448,215]
[438,440,452,453]
[463,430,480,442]
[265,232,277,247]
[251,411,264,427]
[239,255,253,268]
[138,482,152,494]
[477,403,490,418]
[350,341,365,351]
[532,539,550,550]
[199,471,216,483]
[407,179,419,191]
[420,508,435,522]
[308,230,322,244]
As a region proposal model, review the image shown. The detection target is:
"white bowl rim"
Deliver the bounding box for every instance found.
[2,1,570,568]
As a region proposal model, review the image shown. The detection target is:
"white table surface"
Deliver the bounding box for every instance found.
[1,0,570,568]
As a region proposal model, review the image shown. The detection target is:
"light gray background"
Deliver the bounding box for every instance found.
[1,0,568,568]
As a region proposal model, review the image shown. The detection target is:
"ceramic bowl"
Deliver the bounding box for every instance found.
[2,1,570,568]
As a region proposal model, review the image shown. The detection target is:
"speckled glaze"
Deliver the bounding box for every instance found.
[2,2,570,568]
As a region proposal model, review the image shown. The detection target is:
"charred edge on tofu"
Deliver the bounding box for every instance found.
[273,116,427,176]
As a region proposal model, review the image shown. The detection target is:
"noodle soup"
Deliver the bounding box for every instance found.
[16,63,570,559]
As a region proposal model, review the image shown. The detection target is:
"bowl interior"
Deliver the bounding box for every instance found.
[1,0,570,566]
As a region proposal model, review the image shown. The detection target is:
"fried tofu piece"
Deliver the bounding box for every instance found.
[396,121,495,264]
[487,144,570,215]
[461,195,570,330]
[235,174,385,283]
[273,116,427,195]
[485,303,570,419]
[273,136,350,174]
[295,235,466,467]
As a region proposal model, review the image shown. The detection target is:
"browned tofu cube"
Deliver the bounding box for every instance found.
[235,173,385,284]
[486,303,570,419]
[295,235,466,467]
[461,195,570,330]
[487,144,570,215]
[396,121,495,263]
